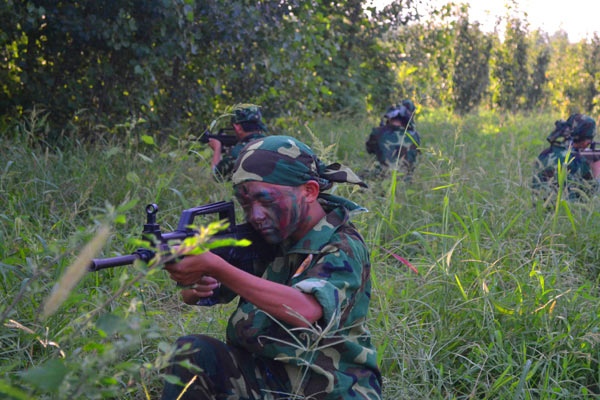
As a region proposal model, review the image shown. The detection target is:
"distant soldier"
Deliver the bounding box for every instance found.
[532,114,600,201]
[209,105,267,180]
[365,99,421,180]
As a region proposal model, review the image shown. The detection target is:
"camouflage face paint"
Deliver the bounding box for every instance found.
[235,181,309,244]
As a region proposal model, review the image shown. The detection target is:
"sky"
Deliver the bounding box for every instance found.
[370,0,600,42]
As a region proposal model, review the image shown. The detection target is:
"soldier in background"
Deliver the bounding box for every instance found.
[209,105,267,180]
[533,113,600,201]
[365,99,421,181]
[163,136,382,400]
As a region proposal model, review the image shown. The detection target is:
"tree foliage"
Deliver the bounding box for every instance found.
[3,0,600,135]
[0,0,419,137]
[451,7,492,114]
[491,16,530,110]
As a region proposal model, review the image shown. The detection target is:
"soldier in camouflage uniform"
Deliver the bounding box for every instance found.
[163,136,382,400]
[365,99,421,180]
[209,105,267,180]
[532,114,600,201]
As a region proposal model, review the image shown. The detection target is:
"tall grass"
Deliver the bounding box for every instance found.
[1,108,600,399]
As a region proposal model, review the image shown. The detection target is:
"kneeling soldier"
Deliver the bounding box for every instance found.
[365,99,421,180]
[533,113,600,201]
[163,136,382,400]
[209,105,267,180]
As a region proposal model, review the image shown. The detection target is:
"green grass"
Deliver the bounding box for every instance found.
[2,108,600,399]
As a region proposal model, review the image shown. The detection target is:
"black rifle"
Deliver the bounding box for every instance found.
[90,201,275,305]
[546,119,600,162]
[197,127,238,147]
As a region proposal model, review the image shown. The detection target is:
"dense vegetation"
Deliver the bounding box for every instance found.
[2,1,600,399]
[3,0,600,136]
[2,109,600,399]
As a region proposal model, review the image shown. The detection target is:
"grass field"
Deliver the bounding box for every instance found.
[2,108,600,399]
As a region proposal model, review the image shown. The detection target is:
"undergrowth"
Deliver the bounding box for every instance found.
[1,108,600,399]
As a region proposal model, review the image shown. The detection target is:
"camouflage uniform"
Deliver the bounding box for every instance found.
[163,136,381,400]
[532,114,599,201]
[214,132,265,179]
[366,100,420,179]
[214,106,267,180]
[532,145,598,200]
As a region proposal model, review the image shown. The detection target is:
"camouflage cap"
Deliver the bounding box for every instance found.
[384,99,416,126]
[568,114,596,141]
[230,106,267,131]
[401,99,416,114]
[232,136,367,211]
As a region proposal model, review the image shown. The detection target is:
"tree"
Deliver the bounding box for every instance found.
[582,33,600,113]
[526,31,550,110]
[491,16,529,111]
[451,7,492,114]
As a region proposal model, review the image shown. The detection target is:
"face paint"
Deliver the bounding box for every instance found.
[234,181,309,244]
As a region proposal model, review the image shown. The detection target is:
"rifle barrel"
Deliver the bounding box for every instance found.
[90,254,140,271]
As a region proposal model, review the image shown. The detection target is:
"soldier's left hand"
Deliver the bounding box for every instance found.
[207,138,221,151]
[164,251,224,287]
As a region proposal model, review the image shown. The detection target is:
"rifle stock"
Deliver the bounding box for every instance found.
[90,201,275,306]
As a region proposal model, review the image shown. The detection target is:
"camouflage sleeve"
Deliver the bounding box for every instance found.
[213,152,236,180]
[292,238,367,329]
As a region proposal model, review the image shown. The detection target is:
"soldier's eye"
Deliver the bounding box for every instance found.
[260,199,275,206]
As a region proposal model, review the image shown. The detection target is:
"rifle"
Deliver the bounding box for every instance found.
[90,201,276,305]
[546,119,600,162]
[197,127,238,147]
[574,142,600,162]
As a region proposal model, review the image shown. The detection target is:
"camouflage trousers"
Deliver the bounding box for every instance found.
[161,334,291,400]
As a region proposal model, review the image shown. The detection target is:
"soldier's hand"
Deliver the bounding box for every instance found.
[207,138,221,151]
[164,251,223,287]
[181,276,221,304]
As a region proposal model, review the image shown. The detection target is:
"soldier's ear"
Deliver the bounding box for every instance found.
[302,181,320,203]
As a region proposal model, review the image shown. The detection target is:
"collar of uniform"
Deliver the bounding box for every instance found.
[285,206,349,255]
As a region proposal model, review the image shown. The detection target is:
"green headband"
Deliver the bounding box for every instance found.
[232,136,367,211]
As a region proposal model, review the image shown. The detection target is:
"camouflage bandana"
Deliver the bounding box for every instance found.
[230,106,267,132]
[568,114,596,141]
[384,99,416,129]
[232,136,368,211]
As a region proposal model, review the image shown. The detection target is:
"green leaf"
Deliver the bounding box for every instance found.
[163,374,183,386]
[83,342,105,352]
[101,377,119,385]
[206,238,251,249]
[137,153,154,163]
[21,359,68,391]
[319,85,332,95]
[141,135,155,145]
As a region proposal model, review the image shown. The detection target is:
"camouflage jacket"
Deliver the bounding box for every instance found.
[532,145,598,200]
[214,133,266,180]
[219,205,381,399]
[366,124,420,172]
